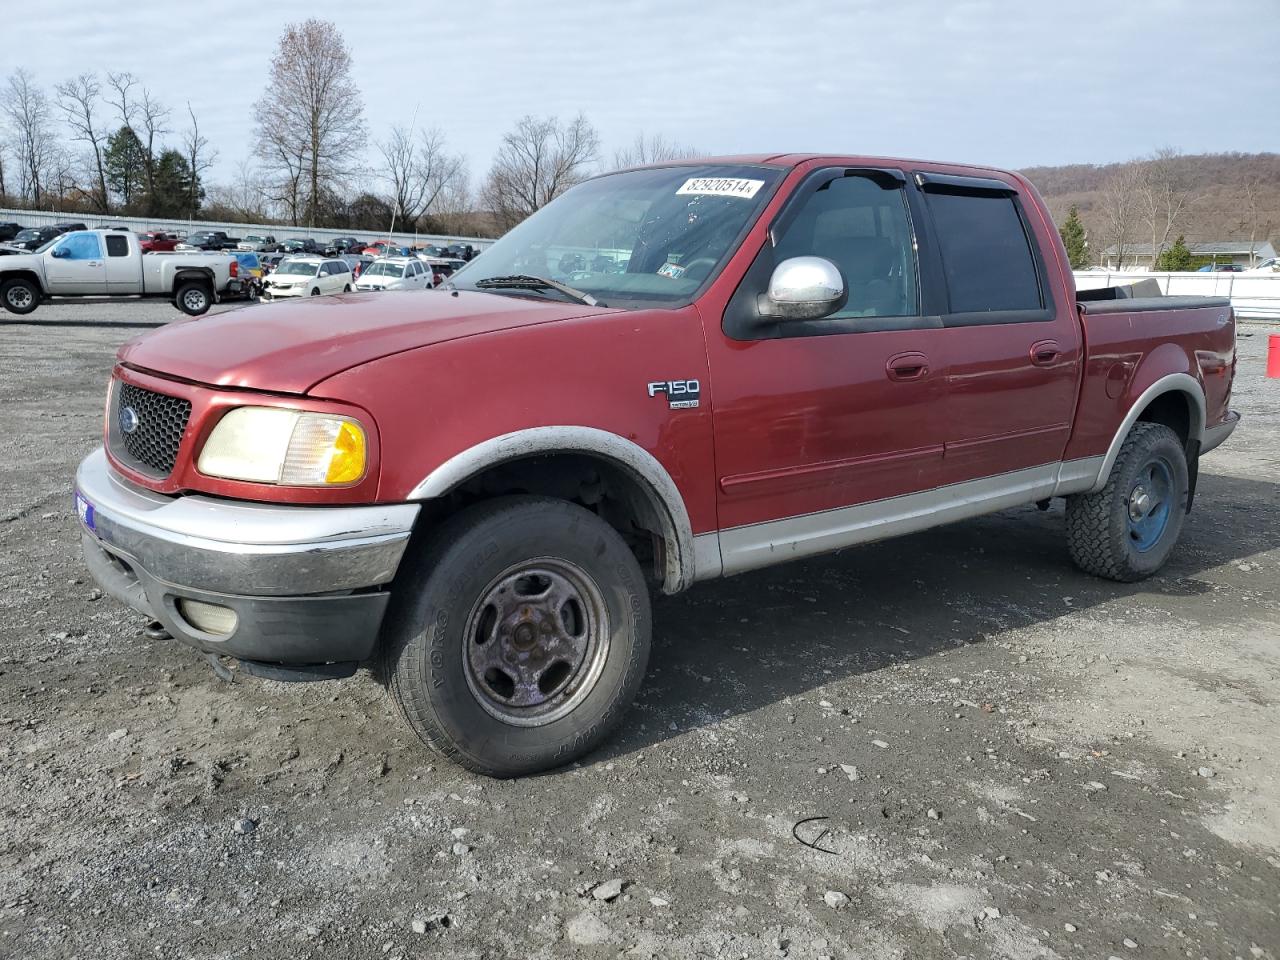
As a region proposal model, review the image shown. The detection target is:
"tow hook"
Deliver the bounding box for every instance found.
[143,620,171,641]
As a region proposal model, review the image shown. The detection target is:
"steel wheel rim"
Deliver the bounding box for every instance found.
[1127,456,1173,552]
[462,557,610,727]
[7,286,32,309]
[182,288,206,312]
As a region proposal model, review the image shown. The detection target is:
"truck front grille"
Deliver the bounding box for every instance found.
[113,382,192,476]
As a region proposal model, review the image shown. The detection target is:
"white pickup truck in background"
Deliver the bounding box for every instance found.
[0,229,242,317]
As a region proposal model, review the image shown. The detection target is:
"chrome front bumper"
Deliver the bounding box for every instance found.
[74,448,419,664]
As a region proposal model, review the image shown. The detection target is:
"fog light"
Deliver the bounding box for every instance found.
[178,599,239,637]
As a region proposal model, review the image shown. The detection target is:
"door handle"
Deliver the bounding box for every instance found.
[886,352,929,382]
[1030,340,1061,366]
[87,261,102,267]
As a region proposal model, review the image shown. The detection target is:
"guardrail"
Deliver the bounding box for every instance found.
[0,207,492,251]
[1074,270,1280,321]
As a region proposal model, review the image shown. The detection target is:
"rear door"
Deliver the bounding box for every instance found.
[912,172,1081,487]
[44,232,107,295]
[103,233,138,293]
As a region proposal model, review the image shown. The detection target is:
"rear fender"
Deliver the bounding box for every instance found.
[1088,371,1205,494]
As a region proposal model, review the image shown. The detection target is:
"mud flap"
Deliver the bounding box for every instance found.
[1185,438,1201,513]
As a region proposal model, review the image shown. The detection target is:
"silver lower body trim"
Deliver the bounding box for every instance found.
[710,458,1106,578]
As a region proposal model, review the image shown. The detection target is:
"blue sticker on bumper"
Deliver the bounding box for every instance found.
[75,492,96,532]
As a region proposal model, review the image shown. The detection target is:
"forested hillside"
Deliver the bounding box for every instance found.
[1020,152,1278,263]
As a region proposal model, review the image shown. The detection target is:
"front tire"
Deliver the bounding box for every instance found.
[383,496,652,778]
[174,282,211,316]
[1,278,40,315]
[1066,422,1189,581]
[310,287,320,296]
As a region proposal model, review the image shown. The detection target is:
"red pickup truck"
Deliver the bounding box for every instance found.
[75,154,1238,777]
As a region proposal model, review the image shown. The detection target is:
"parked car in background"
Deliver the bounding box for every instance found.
[55,222,89,233]
[258,253,287,274]
[6,225,70,251]
[237,235,278,252]
[281,237,321,255]
[444,242,475,261]
[181,231,240,251]
[229,252,266,299]
[326,237,363,255]
[0,222,24,242]
[415,244,446,258]
[423,256,466,287]
[353,256,431,292]
[340,253,373,279]
[0,228,241,316]
[260,256,352,300]
[138,232,180,253]
[1197,263,1245,272]
[361,240,401,256]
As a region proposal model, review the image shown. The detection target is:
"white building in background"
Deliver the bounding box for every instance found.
[1102,240,1277,271]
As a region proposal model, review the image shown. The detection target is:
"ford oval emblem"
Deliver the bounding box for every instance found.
[119,406,140,434]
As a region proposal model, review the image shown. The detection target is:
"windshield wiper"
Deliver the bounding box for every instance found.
[473,274,601,307]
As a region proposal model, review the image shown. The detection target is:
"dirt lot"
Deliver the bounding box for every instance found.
[1,300,1277,960]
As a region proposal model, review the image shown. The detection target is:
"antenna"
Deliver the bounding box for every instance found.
[386,101,421,252]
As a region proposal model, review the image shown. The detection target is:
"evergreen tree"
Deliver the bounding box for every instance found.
[1058,205,1090,269]
[1155,235,1194,272]
[104,125,148,209]
[148,149,200,218]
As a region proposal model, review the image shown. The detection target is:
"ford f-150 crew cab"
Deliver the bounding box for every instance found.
[1,229,241,317]
[74,154,1239,777]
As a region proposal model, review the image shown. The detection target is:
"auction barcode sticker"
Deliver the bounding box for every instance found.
[676,177,765,199]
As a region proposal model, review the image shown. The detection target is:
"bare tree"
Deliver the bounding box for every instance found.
[611,132,699,170]
[1240,174,1270,267]
[1099,163,1144,268]
[482,114,599,231]
[55,72,110,212]
[253,19,365,228]
[429,169,476,235]
[377,125,464,229]
[136,87,169,211]
[1136,147,1196,266]
[2,68,57,205]
[182,103,216,219]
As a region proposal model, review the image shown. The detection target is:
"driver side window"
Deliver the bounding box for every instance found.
[57,233,103,260]
[774,176,919,319]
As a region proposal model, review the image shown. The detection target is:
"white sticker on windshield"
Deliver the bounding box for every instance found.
[676,177,765,200]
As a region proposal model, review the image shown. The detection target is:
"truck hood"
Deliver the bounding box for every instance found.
[119,290,616,395]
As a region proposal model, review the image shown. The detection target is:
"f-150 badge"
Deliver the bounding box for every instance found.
[647,379,700,409]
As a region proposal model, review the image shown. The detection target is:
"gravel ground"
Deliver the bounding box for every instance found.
[2,301,1278,960]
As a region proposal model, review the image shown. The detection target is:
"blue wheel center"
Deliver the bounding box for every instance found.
[1127,458,1173,552]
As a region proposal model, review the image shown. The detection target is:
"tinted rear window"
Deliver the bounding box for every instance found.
[926,190,1042,313]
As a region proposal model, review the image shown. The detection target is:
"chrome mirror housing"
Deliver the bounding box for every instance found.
[759,256,846,320]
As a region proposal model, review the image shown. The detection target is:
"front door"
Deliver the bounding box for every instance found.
[707,168,948,574]
[44,232,107,295]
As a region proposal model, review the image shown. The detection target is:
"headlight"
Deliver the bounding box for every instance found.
[198,407,367,485]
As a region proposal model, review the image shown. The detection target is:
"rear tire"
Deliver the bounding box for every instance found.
[382,496,652,778]
[1065,422,1189,581]
[343,283,352,292]
[174,282,211,316]
[1,278,40,315]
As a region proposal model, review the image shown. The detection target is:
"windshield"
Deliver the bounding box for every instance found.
[449,164,781,307]
[244,235,264,242]
[14,229,42,242]
[277,261,318,276]
[364,261,406,277]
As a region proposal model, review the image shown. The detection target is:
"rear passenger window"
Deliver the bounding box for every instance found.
[105,235,129,257]
[925,190,1042,313]
[773,175,919,319]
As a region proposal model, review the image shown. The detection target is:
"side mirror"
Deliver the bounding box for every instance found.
[50,247,68,258]
[758,256,846,320]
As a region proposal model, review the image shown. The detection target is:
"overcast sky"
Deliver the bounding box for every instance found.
[8,0,1278,186]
